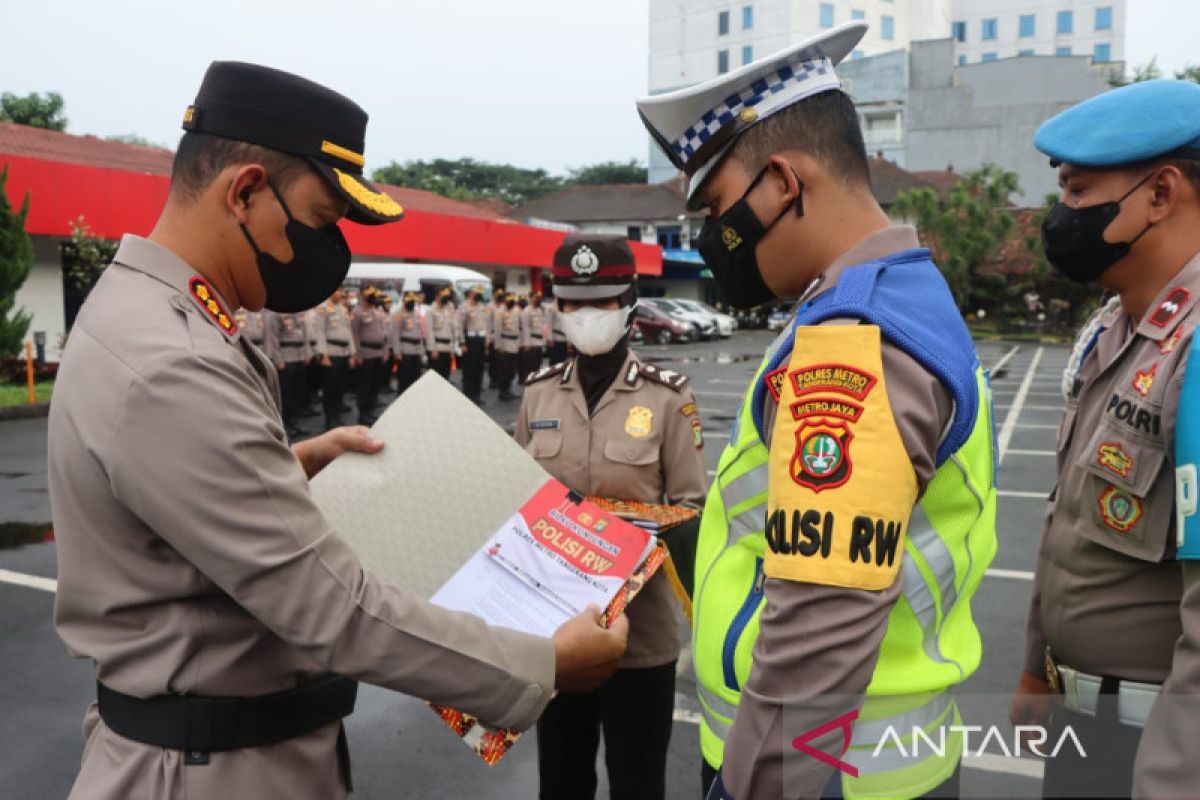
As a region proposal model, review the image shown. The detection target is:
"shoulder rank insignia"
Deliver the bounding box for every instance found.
[188,276,237,336]
[635,362,689,391]
[1149,287,1191,328]
[525,360,569,386]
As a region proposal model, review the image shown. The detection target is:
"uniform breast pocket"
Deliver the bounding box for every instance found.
[1074,422,1171,561]
[529,430,564,460]
[603,437,661,468]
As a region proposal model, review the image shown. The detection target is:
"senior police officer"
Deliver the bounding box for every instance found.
[638,22,997,798]
[426,286,458,379]
[47,61,628,800]
[315,286,356,430]
[390,289,426,396]
[351,285,389,424]
[1006,80,1200,799]
[517,235,708,800]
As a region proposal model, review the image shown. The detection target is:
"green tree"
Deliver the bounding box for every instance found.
[63,217,117,297]
[0,166,33,358]
[1021,193,1104,328]
[1175,65,1200,83]
[565,159,648,186]
[372,158,565,205]
[0,91,67,131]
[893,164,1020,314]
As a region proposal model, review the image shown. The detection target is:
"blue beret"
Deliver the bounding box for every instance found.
[1034,80,1200,168]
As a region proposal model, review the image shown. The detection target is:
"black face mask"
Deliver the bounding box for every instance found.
[1041,173,1155,284]
[404,300,415,311]
[506,301,516,309]
[695,164,802,309]
[241,181,352,313]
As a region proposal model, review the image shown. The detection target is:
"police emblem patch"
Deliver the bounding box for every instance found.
[570,245,599,276]
[1098,485,1143,533]
[625,406,654,438]
[1160,328,1184,354]
[1132,363,1157,397]
[1097,442,1133,478]
[790,421,853,492]
[764,366,787,402]
[789,363,877,400]
[691,416,704,450]
[721,225,743,252]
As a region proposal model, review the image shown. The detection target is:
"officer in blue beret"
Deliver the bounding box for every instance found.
[1011,79,1200,799]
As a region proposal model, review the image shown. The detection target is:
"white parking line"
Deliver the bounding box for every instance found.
[963,752,1044,779]
[1014,423,1058,430]
[993,404,1063,412]
[1004,449,1056,457]
[986,568,1036,581]
[998,490,1048,499]
[998,347,1044,463]
[693,390,747,399]
[0,568,57,594]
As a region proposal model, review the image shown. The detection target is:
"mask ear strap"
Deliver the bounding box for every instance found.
[267,180,296,223]
[1118,171,1156,204]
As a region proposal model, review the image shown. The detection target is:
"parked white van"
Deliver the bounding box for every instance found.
[344,262,492,305]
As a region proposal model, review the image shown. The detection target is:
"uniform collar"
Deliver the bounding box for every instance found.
[112,234,240,342]
[1133,250,1200,341]
[801,225,921,304]
[556,350,642,392]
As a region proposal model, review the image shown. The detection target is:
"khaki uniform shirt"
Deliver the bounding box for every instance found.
[1023,253,1200,798]
[494,308,522,354]
[351,305,389,360]
[234,309,271,353]
[722,227,955,798]
[520,304,548,349]
[389,308,426,357]
[458,302,492,344]
[426,303,458,355]
[516,352,708,667]
[48,235,555,800]
[315,301,355,359]
[271,311,311,365]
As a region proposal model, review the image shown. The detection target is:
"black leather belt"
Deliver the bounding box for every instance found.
[327,339,349,346]
[360,340,385,348]
[97,675,357,754]
[280,341,303,348]
[436,337,452,344]
[502,334,518,340]
[401,337,422,344]
[530,334,544,340]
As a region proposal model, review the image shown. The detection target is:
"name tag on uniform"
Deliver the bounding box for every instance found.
[529,419,561,431]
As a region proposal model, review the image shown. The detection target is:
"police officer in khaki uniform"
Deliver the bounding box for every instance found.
[389,290,425,396]
[519,290,548,381]
[493,292,522,400]
[1008,80,1200,799]
[234,307,272,352]
[315,288,356,431]
[351,285,389,425]
[517,234,708,800]
[426,286,457,379]
[457,284,491,404]
[545,296,569,365]
[270,310,312,438]
[47,61,627,800]
[488,286,505,388]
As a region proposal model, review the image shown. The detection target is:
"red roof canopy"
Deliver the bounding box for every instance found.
[0,123,661,275]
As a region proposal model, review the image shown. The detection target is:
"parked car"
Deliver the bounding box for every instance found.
[634,303,693,344]
[767,302,797,332]
[643,298,717,340]
[675,299,737,338]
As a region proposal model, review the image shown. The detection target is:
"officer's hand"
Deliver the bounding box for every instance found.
[321,354,332,368]
[1009,671,1055,755]
[551,605,628,692]
[293,425,384,479]
[350,357,359,369]
[275,361,285,371]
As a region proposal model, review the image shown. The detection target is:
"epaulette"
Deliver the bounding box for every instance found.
[525,360,570,386]
[631,361,689,392]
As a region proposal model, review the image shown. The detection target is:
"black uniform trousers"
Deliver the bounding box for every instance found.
[396,353,423,396]
[494,349,518,395]
[520,344,544,383]
[1041,688,1143,799]
[462,336,486,400]
[279,359,307,431]
[537,661,676,800]
[548,341,569,365]
[430,342,453,380]
[322,355,350,430]
[356,356,383,423]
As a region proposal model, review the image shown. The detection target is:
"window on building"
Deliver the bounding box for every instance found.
[718,10,730,35]
[626,226,642,242]
[981,18,998,40]
[820,3,834,28]
[742,45,754,64]
[952,21,966,42]
[852,49,865,59]
[1096,6,1112,30]
[656,226,682,250]
[958,55,967,66]
[1056,45,1072,56]
[1019,48,1035,57]
[1019,14,1035,37]
[852,9,865,20]
[743,5,753,29]
[1057,10,1073,34]
[718,49,730,73]
[881,15,894,40]
[982,52,999,62]
[1094,42,1111,62]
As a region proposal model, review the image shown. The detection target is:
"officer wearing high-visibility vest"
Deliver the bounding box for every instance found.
[637,21,997,798]
[1007,80,1200,799]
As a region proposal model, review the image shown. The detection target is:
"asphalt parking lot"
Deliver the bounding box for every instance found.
[0,330,1068,798]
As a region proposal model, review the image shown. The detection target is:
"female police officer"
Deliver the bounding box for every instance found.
[516,235,708,800]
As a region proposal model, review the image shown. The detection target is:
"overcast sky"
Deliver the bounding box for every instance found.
[1,0,1195,176]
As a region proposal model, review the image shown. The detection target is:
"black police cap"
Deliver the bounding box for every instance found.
[182,61,404,226]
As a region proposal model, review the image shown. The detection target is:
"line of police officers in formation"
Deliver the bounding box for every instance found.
[234,284,570,436]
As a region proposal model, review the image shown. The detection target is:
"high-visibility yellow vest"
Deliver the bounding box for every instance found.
[694,251,998,799]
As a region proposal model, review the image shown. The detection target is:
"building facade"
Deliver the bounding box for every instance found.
[950,0,1125,66]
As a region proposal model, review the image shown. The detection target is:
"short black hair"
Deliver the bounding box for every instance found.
[727,90,870,188]
[170,131,311,202]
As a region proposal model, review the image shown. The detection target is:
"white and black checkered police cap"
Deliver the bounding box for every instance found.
[636,21,867,207]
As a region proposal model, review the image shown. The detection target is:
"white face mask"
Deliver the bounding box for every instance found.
[559,306,629,356]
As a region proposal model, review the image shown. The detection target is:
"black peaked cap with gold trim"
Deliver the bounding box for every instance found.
[182,61,404,225]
